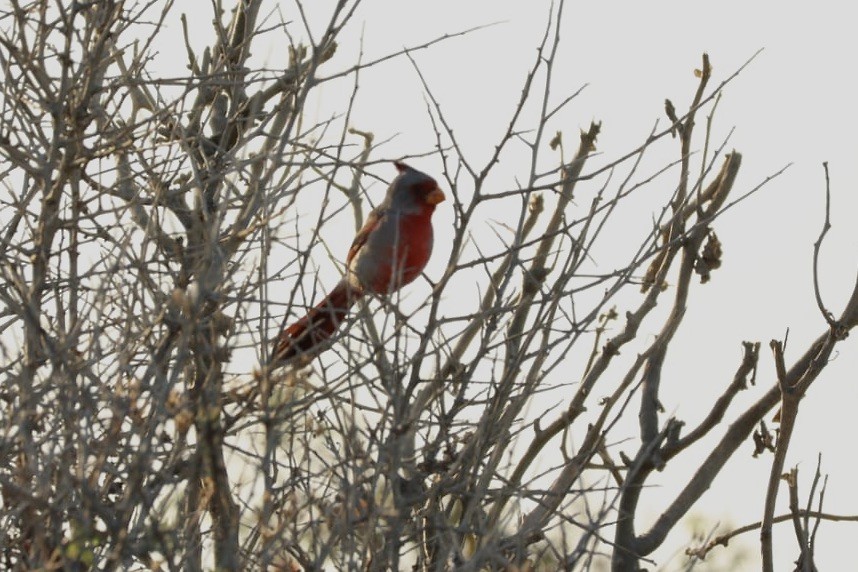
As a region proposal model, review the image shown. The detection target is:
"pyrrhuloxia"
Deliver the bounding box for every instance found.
[272,161,445,365]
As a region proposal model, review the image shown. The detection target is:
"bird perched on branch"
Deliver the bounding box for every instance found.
[271,161,445,366]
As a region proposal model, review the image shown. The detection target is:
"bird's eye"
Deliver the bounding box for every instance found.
[412,179,438,195]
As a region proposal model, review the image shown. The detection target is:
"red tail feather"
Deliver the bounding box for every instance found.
[272,281,360,364]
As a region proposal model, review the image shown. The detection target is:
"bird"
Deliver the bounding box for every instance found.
[271,161,445,366]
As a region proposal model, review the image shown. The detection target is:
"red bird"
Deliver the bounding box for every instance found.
[272,161,446,365]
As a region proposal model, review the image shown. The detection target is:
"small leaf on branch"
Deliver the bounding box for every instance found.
[664,98,679,138]
[695,230,723,283]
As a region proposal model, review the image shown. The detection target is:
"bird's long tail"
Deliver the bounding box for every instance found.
[272,280,360,364]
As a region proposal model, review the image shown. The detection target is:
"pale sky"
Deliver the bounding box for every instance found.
[179,2,857,569]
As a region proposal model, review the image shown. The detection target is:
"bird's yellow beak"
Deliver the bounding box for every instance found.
[426,187,446,205]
